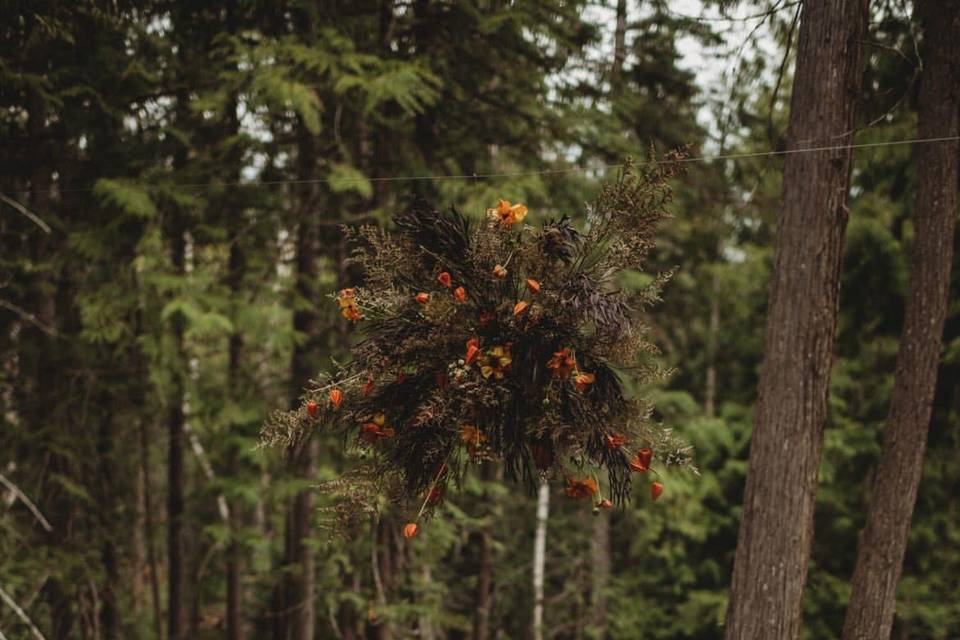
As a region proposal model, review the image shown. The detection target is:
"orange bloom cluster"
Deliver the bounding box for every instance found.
[547,348,577,380]
[564,476,599,499]
[486,199,528,227]
[337,288,362,322]
[360,413,395,443]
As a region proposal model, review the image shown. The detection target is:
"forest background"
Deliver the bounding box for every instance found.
[1,1,958,639]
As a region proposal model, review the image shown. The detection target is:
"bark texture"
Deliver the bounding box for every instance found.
[724,2,869,638]
[841,2,960,637]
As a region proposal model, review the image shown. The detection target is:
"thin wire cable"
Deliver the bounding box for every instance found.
[4,135,958,196]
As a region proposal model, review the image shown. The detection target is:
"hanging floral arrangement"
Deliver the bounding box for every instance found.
[261,156,694,533]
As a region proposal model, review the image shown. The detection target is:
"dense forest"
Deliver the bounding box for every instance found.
[1,1,958,639]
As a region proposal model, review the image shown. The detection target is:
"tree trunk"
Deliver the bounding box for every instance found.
[590,511,610,637]
[97,397,119,640]
[226,238,245,640]
[167,211,187,640]
[471,463,499,640]
[275,108,321,640]
[705,263,721,418]
[532,481,549,640]
[611,0,628,84]
[841,2,960,638]
[724,2,870,638]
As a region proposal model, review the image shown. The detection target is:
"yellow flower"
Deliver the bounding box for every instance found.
[478,345,512,380]
[486,199,528,227]
[337,288,363,322]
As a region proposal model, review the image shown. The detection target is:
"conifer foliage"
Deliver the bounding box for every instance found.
[262,156,694,530]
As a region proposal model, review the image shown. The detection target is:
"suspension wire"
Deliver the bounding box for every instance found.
[2,134,958,197]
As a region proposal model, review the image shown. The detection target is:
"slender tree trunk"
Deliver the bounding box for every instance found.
[139,413,164,639]
[841,3,960,638]
[705,263,721,418]
[226,238,245,640]
[611,0,628,84]
[532,481,550,640]
[471,463,498,640]
[167,211,187,640]
[724,2,869,638]
[223,2,246,626]
[97,397,119,640]
[275,110,321,640]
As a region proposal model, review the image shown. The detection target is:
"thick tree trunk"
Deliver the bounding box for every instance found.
[724,2,869,638]
[841,3,960,638]
[532,481,549,640]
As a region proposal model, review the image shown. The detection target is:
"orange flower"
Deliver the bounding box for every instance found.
[630,448,653,473]
[564,476,599,499]
[459,424,485,446]
[363,379,375,396]
[465,337,481,365]
[415,292,430,304]
[650,481,664,502]
[525,278,541,294]
[596,498,613,509]
[605,434,627,450]
[478,345,512,380]
[486,199,528,227]
[492,264,508,279]
[437,272,452,288]
[453,286,467,303]
[513,301,529,317]
[574,372,595,392]
[329,388,343,410]
[460,424,486,456]
[547,348,577,380]
[403,523,419,539]
[306,400,318,417]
